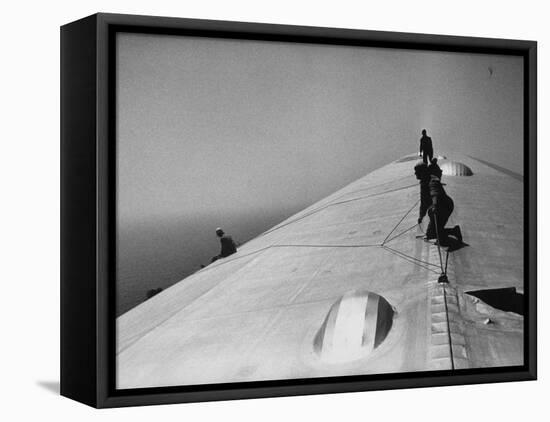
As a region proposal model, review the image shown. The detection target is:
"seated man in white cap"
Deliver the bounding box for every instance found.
[211,227,237,262]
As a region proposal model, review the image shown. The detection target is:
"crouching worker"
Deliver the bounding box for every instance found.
[425,171,464,248]
[211,227,237,262]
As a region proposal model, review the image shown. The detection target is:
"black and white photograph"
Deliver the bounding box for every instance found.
[5,0,549,419]
[115,31,527,389]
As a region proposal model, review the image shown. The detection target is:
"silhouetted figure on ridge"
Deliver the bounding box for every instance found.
[211,227,237,263]
[419,129,433,164]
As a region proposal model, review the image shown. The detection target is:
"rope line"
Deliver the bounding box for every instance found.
[443,287,455,369]
[260,182,418,238]
[202,182,452,281]
[383,223,421,244]
[200,242,383,273]
[381,246,440,275]
[433,212,446,275]
[273,243,381,249]
[203,246,272,269]
[382,199,420,244]
[382,245,441,269]
[329,183,419,208]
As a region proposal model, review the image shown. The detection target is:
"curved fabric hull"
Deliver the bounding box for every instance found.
[116,153,523,389]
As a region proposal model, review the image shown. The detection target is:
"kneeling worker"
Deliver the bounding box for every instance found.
[426,170,463,247]
[211,227,237,262]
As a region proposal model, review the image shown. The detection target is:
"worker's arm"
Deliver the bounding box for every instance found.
[429,190,439,214]
[428,179,441,215]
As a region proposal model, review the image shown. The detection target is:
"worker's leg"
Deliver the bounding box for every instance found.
[427,150,433,163]
[447,225,463,244]
[441,199,463,244]
[426,211,437,240]
[436,200,453,246]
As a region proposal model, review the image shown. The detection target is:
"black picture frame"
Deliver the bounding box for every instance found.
[60,12,537,408]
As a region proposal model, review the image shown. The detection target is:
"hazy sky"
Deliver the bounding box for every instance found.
[117,33,523,226]
[115,33,523,313]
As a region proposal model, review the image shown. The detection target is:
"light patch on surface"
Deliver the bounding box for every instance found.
[440,161,474,176]
[314,290,394,363]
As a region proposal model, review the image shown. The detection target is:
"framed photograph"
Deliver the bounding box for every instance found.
[61,13,537,408]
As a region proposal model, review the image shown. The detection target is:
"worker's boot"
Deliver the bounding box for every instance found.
[435,238,450,247]
[452,225,463,244]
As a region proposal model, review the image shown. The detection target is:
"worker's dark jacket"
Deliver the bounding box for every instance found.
[219,235,237,257]
[428,162,442,179]
[418,179,431,220]
[429,176,451,209]
[419,135,433,155]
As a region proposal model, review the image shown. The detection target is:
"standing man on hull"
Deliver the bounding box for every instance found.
[419,129,433,164]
